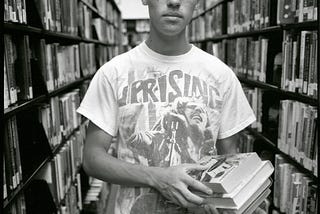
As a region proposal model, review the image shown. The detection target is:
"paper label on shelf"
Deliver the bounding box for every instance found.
[12,175,17,189]
[29,87,33,99]
[295,79,303,90]
[3,184,7,199]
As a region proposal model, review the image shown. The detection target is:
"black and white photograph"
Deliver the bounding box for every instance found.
[3,0,318,214]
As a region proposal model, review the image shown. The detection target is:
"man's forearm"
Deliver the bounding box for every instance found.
[83,145,160,188]
[216,133,239,154]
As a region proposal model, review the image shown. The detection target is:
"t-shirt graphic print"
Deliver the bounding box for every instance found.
[77,42,256,214]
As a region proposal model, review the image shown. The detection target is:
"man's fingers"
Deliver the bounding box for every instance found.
[183,163,210,172]
[178,185,204,206]
[184,176,213,195]
[203,204,220,214]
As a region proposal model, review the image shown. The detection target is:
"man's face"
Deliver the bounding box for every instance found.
[142,0,198,36]
[184,102,208,131]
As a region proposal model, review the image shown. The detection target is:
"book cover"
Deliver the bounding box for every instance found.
[191,152,263,193]
[197,161,273,209]
[217,188,271,214]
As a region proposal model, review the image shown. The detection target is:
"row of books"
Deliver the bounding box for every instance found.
[78,1,93,39]
[93,0,120,27]
[3,86,87,200]
[4,0,27,24]
[207,37,268,82]
[75,0,120,41]
[95,45,120,68]
[4,34,33,107]
[38,90,82,149]
[83,179,110,213]
[4,120,88,214]
[33,0,78,35]
[4,35,115,110]
[193,0,221,16]
[79,43,97,78]
[36,121,87,206]
[4,116,23,195]
[5,194,26,214]
[227,0,272,34]
[238,131,256,153]
[282,30,318,98]
[93,18,118,44]
[188,4,224,41]
[277,100,318,175]
[243,87,263,132]
[41,42,81,92]
[273,154,318,213]
[277,0,318,24]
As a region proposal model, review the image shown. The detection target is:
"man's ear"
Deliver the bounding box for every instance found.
[141,0,147,5]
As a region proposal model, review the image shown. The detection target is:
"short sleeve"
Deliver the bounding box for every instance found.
[77,68,118,136]
[218,72,256,139]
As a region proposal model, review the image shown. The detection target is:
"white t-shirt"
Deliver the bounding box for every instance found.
[77,42,256,214]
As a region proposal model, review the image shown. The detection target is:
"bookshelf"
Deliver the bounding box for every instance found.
[122,18,150,50]
[3,0,122,213]
[190,0,318,213]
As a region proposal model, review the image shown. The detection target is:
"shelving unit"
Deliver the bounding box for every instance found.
[3,122,86,208]
[190,0,318,213]
[3,1,122,213]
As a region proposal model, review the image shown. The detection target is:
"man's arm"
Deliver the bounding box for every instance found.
[216,133,239,155]
[82,122,213,207]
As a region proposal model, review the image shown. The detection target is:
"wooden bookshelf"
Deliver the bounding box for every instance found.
[191,21,318,43]
[247,128,317,180]
[191,0,226,21]
[190,0,318,212]
[4,75,94,118]
[3,1,122,213]
[237,75,318,106]
[80,0,119,29]
[4,22,116,46]
[3,122,86,209]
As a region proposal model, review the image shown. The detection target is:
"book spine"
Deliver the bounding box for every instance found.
[302,32,312,94]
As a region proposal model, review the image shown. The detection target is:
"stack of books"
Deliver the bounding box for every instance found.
[190,152,274,214]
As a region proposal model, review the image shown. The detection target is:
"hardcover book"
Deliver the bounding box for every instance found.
[191,152,263,193]
[193,160,274,209]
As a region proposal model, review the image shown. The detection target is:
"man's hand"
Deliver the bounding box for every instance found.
[150,163,213,208]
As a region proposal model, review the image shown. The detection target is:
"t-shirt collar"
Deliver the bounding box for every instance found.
[140,41,195,63]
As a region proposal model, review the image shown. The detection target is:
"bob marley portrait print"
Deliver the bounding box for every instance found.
[117,69,224,168]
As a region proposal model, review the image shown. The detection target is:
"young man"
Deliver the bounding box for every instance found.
[77,0,256,213]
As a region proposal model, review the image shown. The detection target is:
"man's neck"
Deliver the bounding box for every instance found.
[145,27,191,56]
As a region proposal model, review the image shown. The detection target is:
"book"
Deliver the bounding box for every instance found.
[191,152,263,193]
[219,188,271,214]
[197,160,274,209]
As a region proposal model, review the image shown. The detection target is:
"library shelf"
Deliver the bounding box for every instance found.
[247,128,317,181]
[191,21,317,43]
[80,0,119,29]
[4,22,113,46]
[3,122,86,209]
[4,74,94,118]
[191,0,226,21]
[3,22,42,34]
[236,76,318,106]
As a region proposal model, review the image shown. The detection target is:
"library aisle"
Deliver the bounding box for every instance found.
[3,0,318,214]
[4,0,121,213]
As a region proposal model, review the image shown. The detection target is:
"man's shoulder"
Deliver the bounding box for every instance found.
[97,46,139,76]
[192,46,229,67]
[191,46,235,81]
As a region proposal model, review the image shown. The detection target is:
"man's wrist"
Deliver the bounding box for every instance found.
[144,166,162,189]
